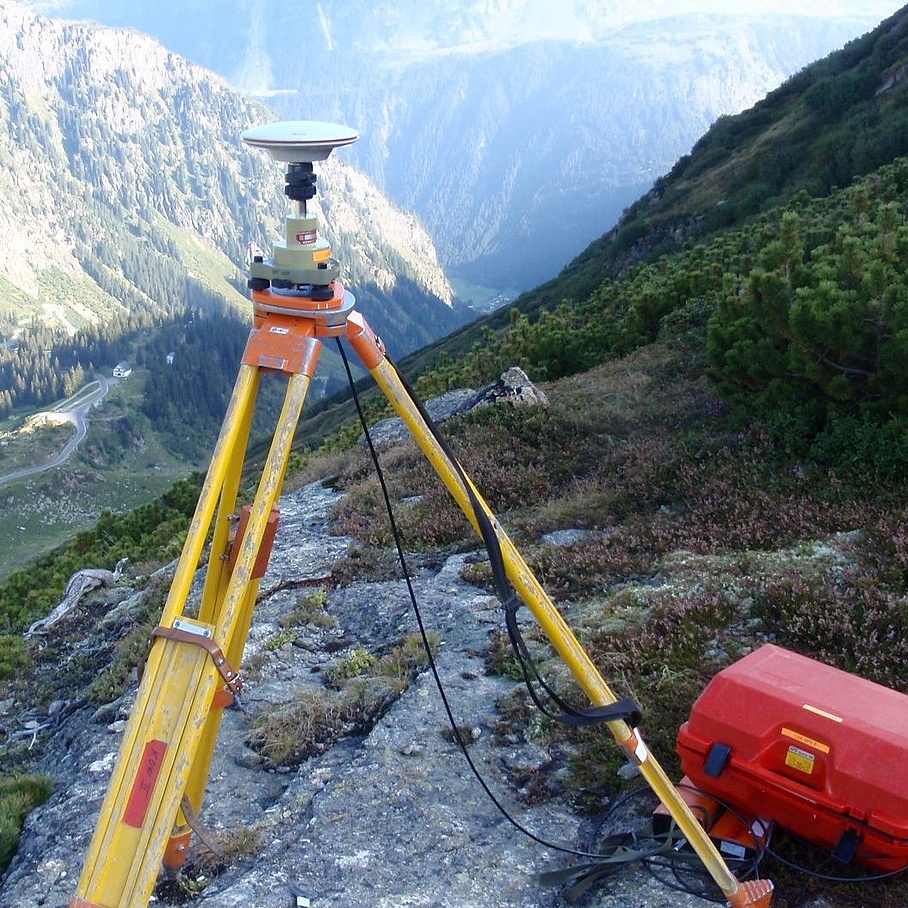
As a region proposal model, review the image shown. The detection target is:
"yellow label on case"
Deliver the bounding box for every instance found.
[785,745,816,775]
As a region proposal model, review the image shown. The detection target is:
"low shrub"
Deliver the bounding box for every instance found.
[0,773,53,874]
[756,571,908,692]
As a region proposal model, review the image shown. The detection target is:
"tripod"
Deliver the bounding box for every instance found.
[69,122,772,908]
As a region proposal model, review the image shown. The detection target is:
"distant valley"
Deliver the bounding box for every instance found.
[0,2,468,576]
[0,3,464,350]
[27,0,901,289]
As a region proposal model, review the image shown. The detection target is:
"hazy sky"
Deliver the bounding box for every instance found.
[16,0,905,21]
[12,1,905,65]
[649,1,899,12]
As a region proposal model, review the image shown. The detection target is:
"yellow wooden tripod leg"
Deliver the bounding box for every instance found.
[168,368,315,869]
[160,317,324,876]
[161,365,259,871]
[160,365,260,630]
[71,356,316,907]
[346,314,772,908]
[70,364,260,908]
[168,305,326,857]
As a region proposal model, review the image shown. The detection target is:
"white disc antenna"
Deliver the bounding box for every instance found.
[242,120,359,163]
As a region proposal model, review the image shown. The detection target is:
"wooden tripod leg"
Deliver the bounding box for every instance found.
[70,366,260,908]
[163,315,324,874]
[72,347,318,906]
[170,368,316,866]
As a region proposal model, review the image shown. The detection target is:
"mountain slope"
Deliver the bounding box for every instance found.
[626,13,908,229]
[376,5,908,441]
[0,2,463,355]
[0,2,467,575]
[559,5,908,289]
[25,0,900,289]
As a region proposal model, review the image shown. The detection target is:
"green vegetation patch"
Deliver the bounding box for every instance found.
[323,326,908,829]
[0,473,201,658]
[0,773,53,874]
[247,633,436,768]
[408,160,908,492]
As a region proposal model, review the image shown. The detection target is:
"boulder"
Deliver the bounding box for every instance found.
[364,366,547,451]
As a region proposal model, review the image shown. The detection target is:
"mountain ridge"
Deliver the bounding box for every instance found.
[22,0,898,288]
[574,4,908,281]
[0,2,462,351]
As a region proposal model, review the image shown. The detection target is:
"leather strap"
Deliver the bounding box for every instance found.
[180,794,226,859]
[151,625,242,695]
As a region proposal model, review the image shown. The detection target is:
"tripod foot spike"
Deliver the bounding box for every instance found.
[727,878,774,908]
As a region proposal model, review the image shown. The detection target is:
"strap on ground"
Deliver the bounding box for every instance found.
[538,823,683,903]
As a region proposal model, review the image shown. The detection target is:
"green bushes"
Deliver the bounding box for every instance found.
[707,183,908,438]
[808,415,908,483]
[408,161,908,489]
[0,637,28,682]
[0,774,53,874]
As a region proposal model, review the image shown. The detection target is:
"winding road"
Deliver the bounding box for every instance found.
[0,374,112,488]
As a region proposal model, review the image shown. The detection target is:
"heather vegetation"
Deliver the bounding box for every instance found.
[414,161,908,484]
[327,333,907,686]
[319,331,907,908]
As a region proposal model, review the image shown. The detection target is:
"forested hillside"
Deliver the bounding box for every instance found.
[0,3,464,419]
[412,160,908,480]
[572,5,908,283]
[0,293,232,420]
[41,0,894,289]
[0,0,480,535]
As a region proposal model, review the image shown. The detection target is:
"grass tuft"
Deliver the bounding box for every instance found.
[247,633,437,768]
[0,773,53,874]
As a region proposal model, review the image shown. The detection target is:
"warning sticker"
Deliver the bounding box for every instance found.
[785,745,816,775]
[296,230,317,245]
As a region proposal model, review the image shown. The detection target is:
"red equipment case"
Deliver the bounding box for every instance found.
[677,644,908,872]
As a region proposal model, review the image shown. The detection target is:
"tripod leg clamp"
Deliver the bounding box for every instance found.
[727,878,774,908]
[151,624,243,695]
